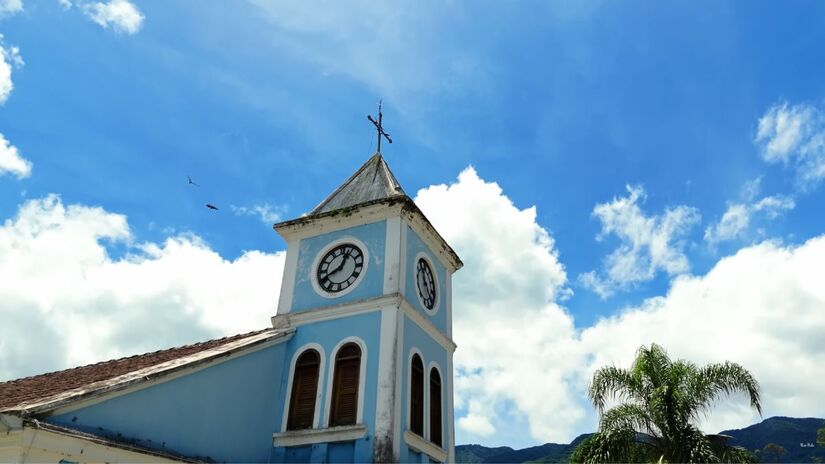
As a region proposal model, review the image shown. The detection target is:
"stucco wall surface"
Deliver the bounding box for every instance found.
[399,313,450,463]
[291,221,387,312]
[404,225,449,334]
[48,343,288,462]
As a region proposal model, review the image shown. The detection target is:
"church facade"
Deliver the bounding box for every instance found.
[0,153,462,463]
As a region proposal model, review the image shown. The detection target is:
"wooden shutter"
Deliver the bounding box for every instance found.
[430,368,443,447]
[287,350,320,430]
[330,343,361,427]
[410,354,424,436]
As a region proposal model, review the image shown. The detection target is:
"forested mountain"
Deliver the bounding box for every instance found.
[725,416,825,463]
[456,417,825,463]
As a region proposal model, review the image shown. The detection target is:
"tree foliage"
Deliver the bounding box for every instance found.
[763,443,786,462]
[571,344,761,463]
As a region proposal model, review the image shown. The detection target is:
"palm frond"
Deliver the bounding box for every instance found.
[600,403,657,437]
[589,366,639,413]
[691,362,762,416]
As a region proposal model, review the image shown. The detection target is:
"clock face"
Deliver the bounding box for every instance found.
[416,258,436,310]
[316,243,365,294]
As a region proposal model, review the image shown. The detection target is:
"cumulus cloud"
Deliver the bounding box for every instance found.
[0,0,22,18]
[84,0,144,35]
[579,236,825,434]
[0,195,284,381]
[0,133,31,178]
[0,34,23,104]
[755,101,825,187]
[3,169,824,447]
[578,185,700,298]
[230,203,285,225]
[415,167,583,443]
[419,168,825,445]
[704,195,795,244]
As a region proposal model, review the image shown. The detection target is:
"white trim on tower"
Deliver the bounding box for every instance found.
[276,239,300,315]
[399,222,408,298]
[446,353,456,463]
[393,313,405,459]
[383,217,402,295]
[446,271,453,337]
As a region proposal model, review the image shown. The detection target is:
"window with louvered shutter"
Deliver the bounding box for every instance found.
[330,343,361,427]
[430,368,443,447]
[410,354,424,436]
[287,349,320,431]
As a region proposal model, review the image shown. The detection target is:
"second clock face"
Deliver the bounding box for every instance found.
[316,243,365,294]
[416,258,436,310]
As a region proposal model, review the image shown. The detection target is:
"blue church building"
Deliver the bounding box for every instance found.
[0,152,463,463]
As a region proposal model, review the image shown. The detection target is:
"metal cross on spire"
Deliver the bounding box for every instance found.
[367,100,392,153]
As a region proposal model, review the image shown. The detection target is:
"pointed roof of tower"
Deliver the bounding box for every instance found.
[310,153,406,215]
[274,152,462,272]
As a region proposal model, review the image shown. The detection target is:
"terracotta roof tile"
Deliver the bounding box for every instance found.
[0,329,272,411]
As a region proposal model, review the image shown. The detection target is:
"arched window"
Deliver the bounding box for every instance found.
[430,368,442,447]
[287,349,320,430]
[329,343,362,426]
[410,354,424,436]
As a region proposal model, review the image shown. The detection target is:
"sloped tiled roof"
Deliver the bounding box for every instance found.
[0,328,283,412]
[310,152,406,215]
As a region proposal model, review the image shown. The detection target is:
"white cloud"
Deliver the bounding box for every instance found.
[418,168,825,445]
[415,167,583,444]
[0,34,23,104]
[753,195,795,219]
[0,195,284,380]
[246,0,499,122]
[84,0,144,35]
[457,412,495,438]
[755,101,825,186]
[704,195,795,244]
[704,204,750,243]
[230,203,284,224]
[578,185,700,298]
[740,176,762,202]
[58,0,71,10]
[0,133,32,178]
[579,236,825,434]
[3,169,824,448]
[0,0,22,18]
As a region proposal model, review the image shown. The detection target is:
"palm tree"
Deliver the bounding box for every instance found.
[571,344,762,463]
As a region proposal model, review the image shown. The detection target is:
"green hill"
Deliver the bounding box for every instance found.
[723,416,825,463]
[456,417,825,463]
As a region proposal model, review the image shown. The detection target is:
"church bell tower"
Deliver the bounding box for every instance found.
[269,148,462,463]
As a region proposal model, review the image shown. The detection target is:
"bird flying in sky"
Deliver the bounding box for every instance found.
[206,204,218,210]
[188,175,199,186]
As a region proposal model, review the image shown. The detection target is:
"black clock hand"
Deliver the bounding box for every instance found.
[329,259,346,276]
[329,249,352,276]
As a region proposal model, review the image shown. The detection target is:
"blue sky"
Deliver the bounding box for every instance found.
[2,0,825,449]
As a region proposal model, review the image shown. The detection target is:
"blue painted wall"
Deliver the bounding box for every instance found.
[273,310,382,463]
[399,313,450,463]
[291,221,387,312]
[404,225,449,334]
[48,343,288,463]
